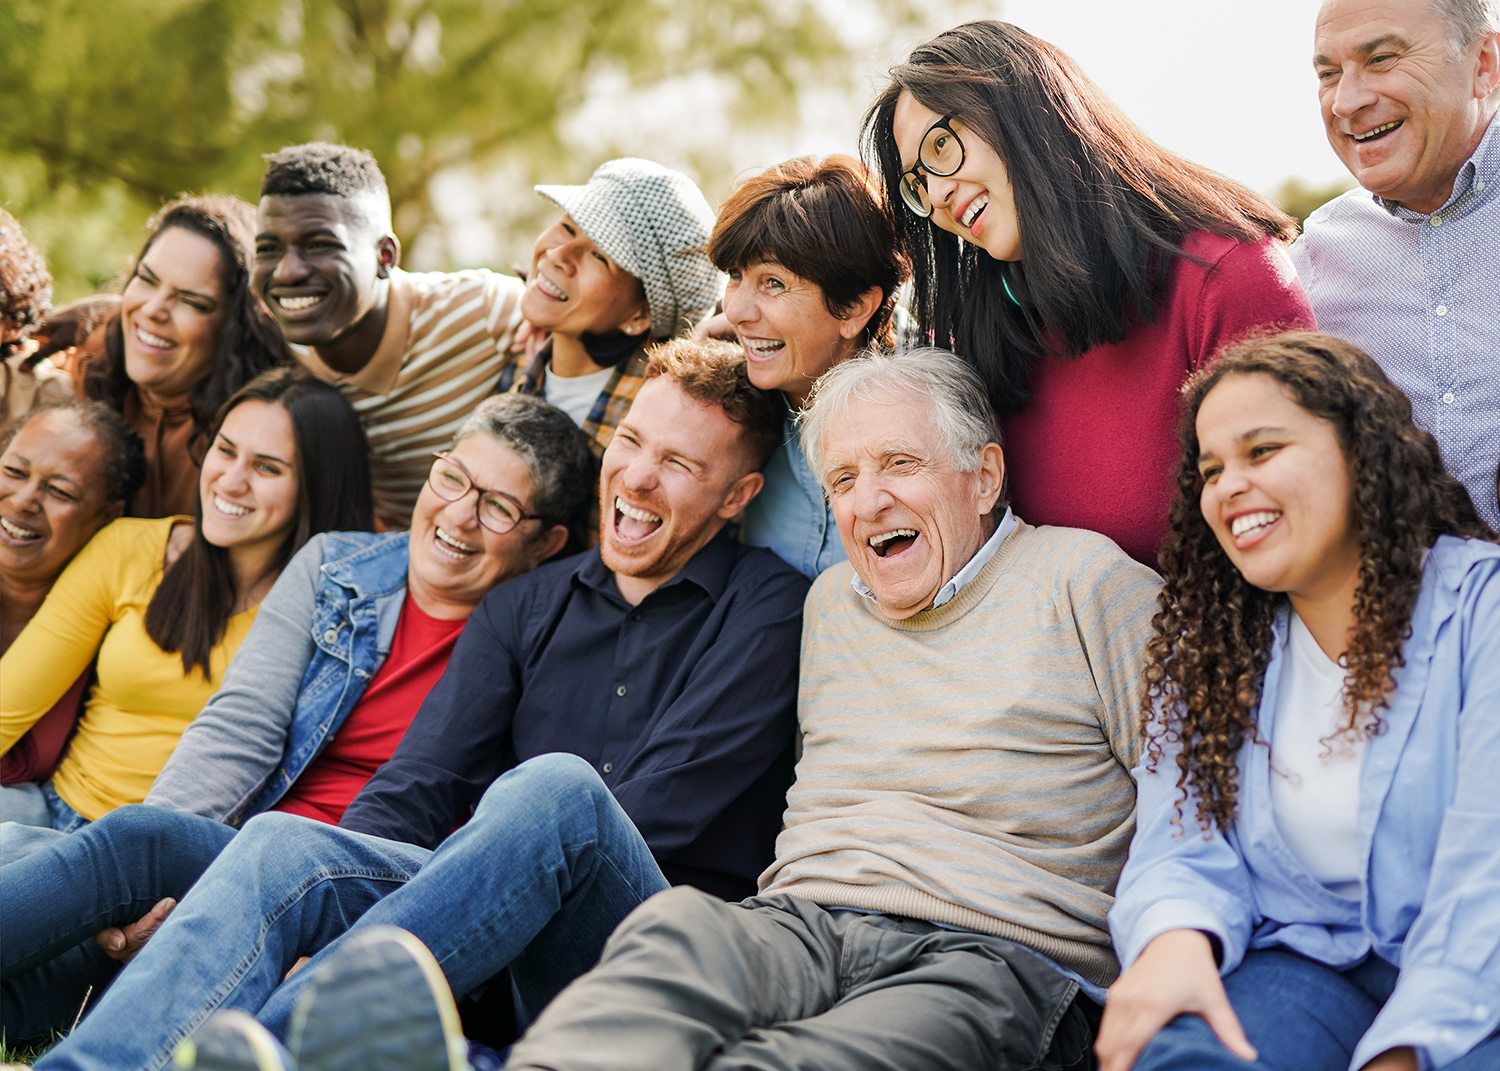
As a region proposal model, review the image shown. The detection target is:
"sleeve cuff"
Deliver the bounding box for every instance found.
[1351,964,1500,1070]
[1120,898,1243,975]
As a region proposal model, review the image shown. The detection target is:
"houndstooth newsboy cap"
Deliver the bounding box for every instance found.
[535,159,724,339]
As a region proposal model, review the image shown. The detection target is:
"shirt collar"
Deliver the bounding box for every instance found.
[851,507,1016,608]
[573,526,739,606]
[1375,111,1499,224]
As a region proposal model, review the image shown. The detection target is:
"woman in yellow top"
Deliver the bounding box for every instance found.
[0,367,373,856]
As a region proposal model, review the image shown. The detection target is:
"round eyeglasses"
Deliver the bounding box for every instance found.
[427,453,541,535]
[898,115,966,218]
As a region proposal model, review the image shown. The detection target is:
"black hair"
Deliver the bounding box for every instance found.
[0,208,52,341]
[863,21,1297,416]
[261,143,389,200]
[0,402,147,509]
[86,195,293,445]
[145,367,374,677]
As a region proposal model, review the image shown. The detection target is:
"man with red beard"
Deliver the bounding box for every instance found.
[34,340,806,1071]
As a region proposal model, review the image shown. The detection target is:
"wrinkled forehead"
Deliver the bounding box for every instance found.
[820,390,942,466]
[1315,0,1441,50]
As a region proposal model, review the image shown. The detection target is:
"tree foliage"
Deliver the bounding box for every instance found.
[1,0,925,299]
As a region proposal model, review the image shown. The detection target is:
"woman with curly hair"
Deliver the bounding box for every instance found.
[86,195,292,516]
[862,21,1314,565]
[1098,333,1500,1071]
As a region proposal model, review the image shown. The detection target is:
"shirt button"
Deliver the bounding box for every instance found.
[602,762,614,774]
[630,611,642,622]
[1475,1005,1490,1020]
[323,629,339,644]
[615,684,627,697]
[1443,392,1455,404]
[1429,214,1443,226]
[1435,304,1448,316]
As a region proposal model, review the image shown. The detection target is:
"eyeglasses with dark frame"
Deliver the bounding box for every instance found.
[426,453,542,535]
[898,114,967,218]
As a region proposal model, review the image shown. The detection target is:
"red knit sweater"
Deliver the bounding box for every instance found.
[998,232,1315,567]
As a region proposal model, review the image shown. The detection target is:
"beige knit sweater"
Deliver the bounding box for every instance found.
[759,520,1161,986]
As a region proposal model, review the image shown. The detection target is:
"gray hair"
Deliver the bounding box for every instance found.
[798,348,1001,492]
[1433,0,1499,51]
[453,394,594,537]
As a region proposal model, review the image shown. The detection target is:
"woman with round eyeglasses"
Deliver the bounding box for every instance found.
[0,395,593,1046]
[863,21,1315,566]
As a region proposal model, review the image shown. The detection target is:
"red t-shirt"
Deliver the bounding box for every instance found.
[274,594,466,825]
[999,232,1315,567]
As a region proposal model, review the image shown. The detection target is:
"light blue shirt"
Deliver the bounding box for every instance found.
[1111,536,1500,1070]
[1290,115,1500,529]
[740,412,845,581]
[851,508,1017,609]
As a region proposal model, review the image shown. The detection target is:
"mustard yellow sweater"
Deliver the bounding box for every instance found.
[0,517,257,820]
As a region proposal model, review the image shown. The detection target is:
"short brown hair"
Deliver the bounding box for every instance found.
[644,338,783,472]
[709,156,909,349]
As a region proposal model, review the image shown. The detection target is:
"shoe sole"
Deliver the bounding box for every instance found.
[288,926,468,1071]
[172,1010,288,1071]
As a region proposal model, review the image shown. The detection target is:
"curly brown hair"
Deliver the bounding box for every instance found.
[1143,332,1493,833]
[0,207,53,340]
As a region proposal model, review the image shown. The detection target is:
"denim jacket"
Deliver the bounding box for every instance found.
[1111,536,1500,1070]
[146,531,409,825]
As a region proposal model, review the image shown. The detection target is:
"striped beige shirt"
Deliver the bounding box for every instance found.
[294,268,525,529]
[760,519,1160,986]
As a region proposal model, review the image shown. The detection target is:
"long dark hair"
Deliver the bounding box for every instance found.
[145,368,374,677]
[862,21,1297,415]
[1142,332,1492,834]
[86,195,292,441]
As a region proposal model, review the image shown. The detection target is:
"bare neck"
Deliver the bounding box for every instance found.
[549,333,608,379]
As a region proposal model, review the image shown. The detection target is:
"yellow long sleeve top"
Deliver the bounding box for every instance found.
[0,516,257,820]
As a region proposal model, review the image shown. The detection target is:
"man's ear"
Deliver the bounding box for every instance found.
[533,523,571,565]
[717,470,766,520]
[838,286,885,341]
[98,500,126,527]
[975,442,1005,515]
[376,234,401,279]
[1474,31,1500,99]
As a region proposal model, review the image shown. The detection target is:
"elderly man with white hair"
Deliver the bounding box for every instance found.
[486,349,1163,1071]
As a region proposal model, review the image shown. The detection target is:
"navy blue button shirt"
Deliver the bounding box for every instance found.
[340,529,809,899]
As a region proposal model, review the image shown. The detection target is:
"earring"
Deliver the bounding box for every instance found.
[626,324,642,335]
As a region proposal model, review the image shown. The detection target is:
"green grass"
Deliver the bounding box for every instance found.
[0,1036,56,1065]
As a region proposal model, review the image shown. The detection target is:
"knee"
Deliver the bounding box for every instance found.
[613,886,720,942]
[473,752,614,828]
[234,811,333,865]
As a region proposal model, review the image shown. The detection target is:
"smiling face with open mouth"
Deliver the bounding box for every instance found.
[407,436,549,613]
[598,376,763,602]
[1195,373,1362,605]
[120,226,227,402]
[254,192,393,348]
[891,92,1023,262]
[1313,0,1497,213]
[0,410,121,587]
[197,400,301,559]
[822,393,1005,620]
[723,260,872,410]
[520,214,650,342]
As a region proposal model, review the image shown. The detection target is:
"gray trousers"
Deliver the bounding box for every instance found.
[505,888,1094,1071]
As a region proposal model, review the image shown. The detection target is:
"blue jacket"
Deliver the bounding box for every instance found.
[1110,536,1500,1070]
[146,531,409,824]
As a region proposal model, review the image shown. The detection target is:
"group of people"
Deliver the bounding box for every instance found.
[1,1,1498,1069]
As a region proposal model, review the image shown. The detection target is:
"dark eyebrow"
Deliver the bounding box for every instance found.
[1314,33,1410,66]
[137,261,218,306]
[216,433,290,468]
[1197,426,1290,464]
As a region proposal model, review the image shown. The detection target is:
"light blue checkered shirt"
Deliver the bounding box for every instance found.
[1290,115,1500,529]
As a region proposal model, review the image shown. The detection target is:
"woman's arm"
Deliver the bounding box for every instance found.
[144,534,329,821]
[0,520,135,753]
[1350,559,1500,1070]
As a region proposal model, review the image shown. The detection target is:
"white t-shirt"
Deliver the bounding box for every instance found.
[1268,611,1367,899]
[543,363,616,428]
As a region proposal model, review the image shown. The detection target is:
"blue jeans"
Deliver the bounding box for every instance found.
[1,806,239,1043]
[1133,947,1500,1070]
[0,780,90,865]
[34,754,670,1071]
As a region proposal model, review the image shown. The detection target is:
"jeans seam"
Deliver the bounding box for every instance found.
[142,866,417,1071]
